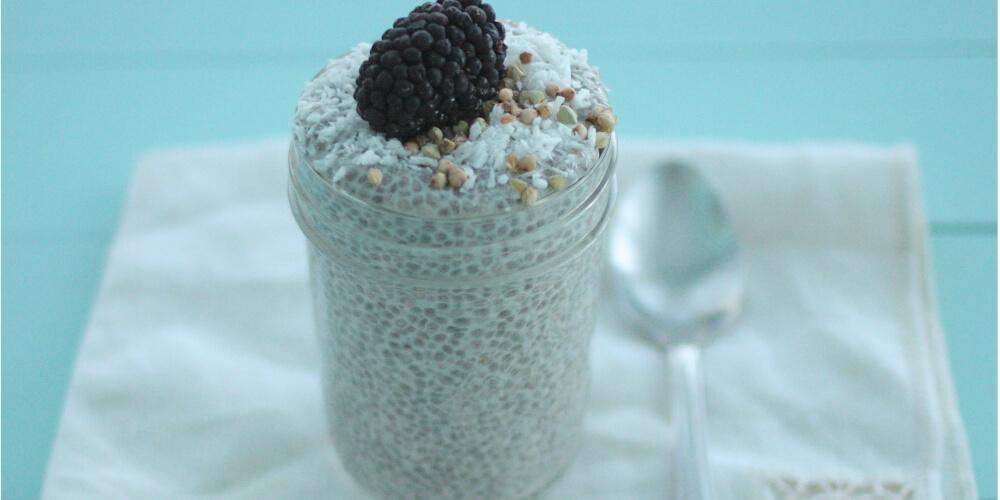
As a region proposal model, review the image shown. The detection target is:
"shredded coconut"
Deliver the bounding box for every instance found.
[292,21,610,217]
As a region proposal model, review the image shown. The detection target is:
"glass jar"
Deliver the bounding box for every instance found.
[288,135,617,499]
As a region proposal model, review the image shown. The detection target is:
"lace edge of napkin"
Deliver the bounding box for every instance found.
[749,470,923,500]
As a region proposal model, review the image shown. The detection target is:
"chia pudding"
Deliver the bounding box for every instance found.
[287,1,618,498]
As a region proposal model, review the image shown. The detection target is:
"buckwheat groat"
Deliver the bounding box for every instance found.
[288,1,617,497]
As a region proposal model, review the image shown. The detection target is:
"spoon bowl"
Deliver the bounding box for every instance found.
[608,161,745,499]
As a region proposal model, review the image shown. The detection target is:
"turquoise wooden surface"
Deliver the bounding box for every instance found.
[932,234,998,494]
[4,1,996,55]
[3,1,996,498]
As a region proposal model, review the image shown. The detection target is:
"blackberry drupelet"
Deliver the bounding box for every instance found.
[354,0,507,139]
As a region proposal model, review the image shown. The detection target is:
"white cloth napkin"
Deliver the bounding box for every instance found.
[42,138,977,499]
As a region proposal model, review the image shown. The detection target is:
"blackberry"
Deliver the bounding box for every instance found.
[354,0,507,139]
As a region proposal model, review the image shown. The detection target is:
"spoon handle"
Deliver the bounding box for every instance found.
[668,344,715,499]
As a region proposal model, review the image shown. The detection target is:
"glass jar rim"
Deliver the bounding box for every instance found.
[289,132,617,223]
[301,177,617,289]
[288,134,618,287]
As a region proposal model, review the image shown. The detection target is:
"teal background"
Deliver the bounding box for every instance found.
[2,1,996,498]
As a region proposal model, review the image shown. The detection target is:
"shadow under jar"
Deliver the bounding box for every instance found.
[288,135,617,499]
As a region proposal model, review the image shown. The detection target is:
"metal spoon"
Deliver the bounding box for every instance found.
[608,161,744,499]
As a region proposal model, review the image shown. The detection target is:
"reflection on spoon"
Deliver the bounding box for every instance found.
[609,161,744,499]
